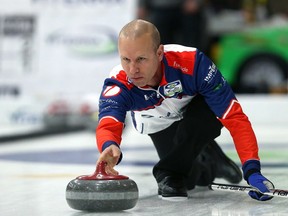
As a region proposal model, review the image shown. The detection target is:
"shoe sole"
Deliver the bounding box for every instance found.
[159,195,188,201]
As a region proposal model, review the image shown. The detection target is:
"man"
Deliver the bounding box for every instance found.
[96,19,274,201]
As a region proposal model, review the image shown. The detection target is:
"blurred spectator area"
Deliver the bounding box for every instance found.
[207,0,288,94]
[137,0,288,94]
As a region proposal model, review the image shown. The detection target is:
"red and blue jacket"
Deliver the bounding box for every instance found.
[96,44,259,165]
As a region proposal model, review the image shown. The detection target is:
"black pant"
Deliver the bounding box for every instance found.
[149,95,223,188]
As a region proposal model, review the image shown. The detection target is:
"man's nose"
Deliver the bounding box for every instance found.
[129,62,139,74]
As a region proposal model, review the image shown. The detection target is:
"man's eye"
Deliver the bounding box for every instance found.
[122,58,130,62]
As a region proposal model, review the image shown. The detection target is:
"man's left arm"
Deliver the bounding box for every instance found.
[194,51,274,201]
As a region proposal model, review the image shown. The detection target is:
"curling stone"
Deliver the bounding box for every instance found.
[66,161,139,212]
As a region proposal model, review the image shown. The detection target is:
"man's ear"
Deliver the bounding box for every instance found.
[157,44,164,60]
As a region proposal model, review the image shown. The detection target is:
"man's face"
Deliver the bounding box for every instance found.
[118,34,163,87]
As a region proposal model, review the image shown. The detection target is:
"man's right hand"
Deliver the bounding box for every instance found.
[96,145,122,176]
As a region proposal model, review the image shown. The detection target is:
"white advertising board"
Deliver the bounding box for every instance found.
[0,0,136,132]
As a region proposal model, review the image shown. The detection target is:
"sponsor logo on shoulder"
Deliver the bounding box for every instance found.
[173,61,188,73]
[103,85,121,97]
[204,63,217,83]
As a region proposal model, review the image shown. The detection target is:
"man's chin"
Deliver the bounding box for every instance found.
[131,80,146,87]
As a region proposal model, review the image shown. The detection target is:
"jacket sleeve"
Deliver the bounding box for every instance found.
[96,80,132,152]
[193,50,260,165]
[218,100,259,164]
[96,117,124,152]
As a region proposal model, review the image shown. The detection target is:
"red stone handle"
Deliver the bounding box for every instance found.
[77,161,129,180]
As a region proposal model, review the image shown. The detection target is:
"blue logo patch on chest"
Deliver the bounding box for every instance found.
[164,80,183,97]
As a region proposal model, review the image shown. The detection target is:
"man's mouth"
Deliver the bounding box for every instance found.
[131,77,142,81]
